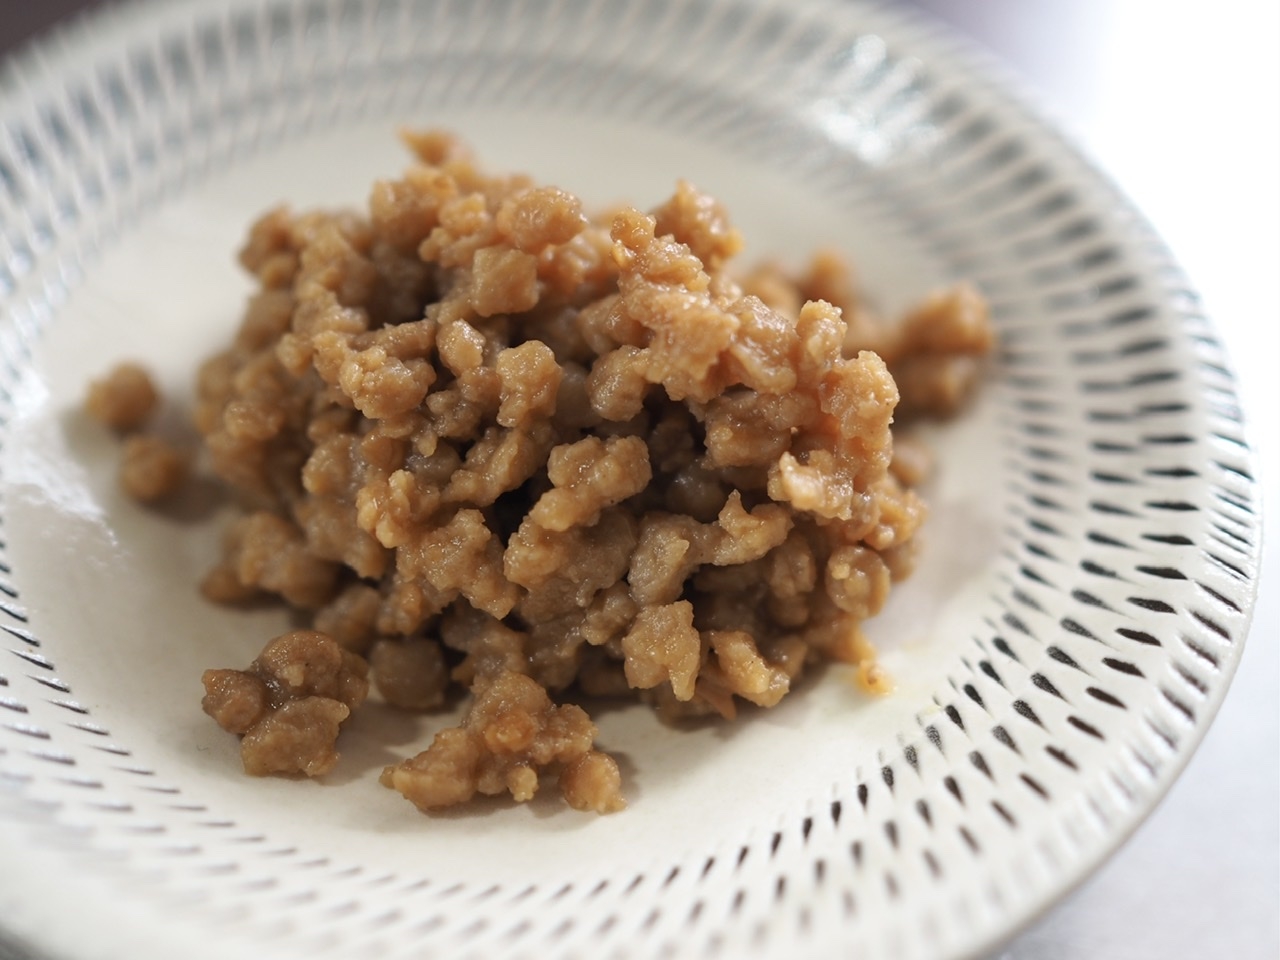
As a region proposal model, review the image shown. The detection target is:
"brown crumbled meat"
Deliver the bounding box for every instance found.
[370,637,449,710]
[204,511,341,609]
[200,669,270,735]
[858,657,894,696]
[240,697,350,777]
[192,130,994,813]
[528,435,651,532]
[846,281,995,418]
[85,362,159,431]
[620,601,702,701]
[704,630,792,710]
[892,354,982,418]
[201,629,369,777]
[651,179,743,271]
[889,434,934,488]
[118,435,189,502]
[313,583,383,653]
[560,750,626,813]
[824,545,892,619]
[380,670,616,810]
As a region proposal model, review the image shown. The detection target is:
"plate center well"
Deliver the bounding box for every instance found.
[2,115,1001,881]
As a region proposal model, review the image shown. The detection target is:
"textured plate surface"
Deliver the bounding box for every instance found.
[0,1,1261,959]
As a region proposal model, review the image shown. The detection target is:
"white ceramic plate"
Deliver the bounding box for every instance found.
[0,2,1262,959]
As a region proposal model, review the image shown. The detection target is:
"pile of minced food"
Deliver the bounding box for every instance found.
[85,131,993,814]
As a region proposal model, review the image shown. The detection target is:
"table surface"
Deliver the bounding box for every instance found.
[2,2,1277,958]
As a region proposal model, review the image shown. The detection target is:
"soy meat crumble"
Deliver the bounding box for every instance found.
[85,131,994,815]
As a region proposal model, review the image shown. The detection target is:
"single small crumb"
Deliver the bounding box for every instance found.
[560,751,626,813]
[119,434,189,502]
[857,659,895,696]
[890,434,935,488]
[85,362,159,431]
[201,630,369,778]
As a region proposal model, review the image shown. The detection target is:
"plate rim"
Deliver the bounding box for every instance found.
[0,1,1264,959]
